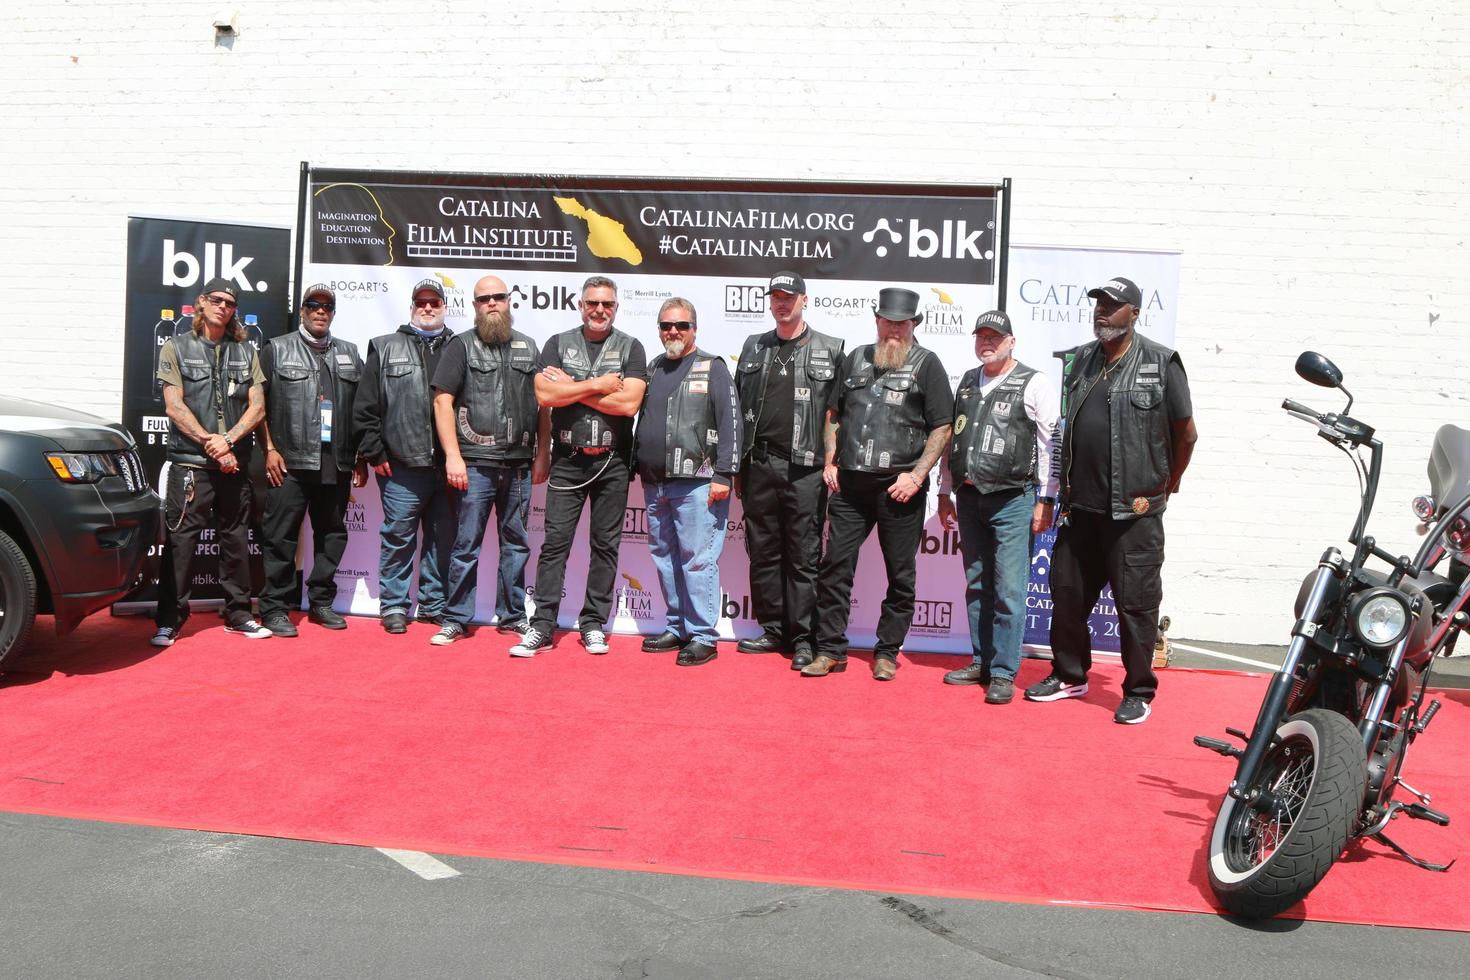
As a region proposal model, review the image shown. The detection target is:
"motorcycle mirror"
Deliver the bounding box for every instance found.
[1295,351,1344,389]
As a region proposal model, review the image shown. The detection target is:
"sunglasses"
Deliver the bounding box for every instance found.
[204,294,238,309]
[413,297,444,308]
[302,299,335,312]
[657,320,694,332]
[474,292,509,304]
[581,299,616,309]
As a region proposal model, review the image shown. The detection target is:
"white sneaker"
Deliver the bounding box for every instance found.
[224,619,274,640]
[580,628,609,654]
[430,623,465,646]
[509,626,551,657]
[150,626,178,648]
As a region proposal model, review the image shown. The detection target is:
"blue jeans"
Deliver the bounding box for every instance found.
[444,464,532,627]
[645,478,730,645]
[376,467,455,618]
[955,485,1034,680]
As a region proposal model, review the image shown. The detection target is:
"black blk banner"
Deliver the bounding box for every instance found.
[120,215,291,604]
[307,170,1001,284]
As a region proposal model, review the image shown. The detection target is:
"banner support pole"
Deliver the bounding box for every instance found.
[292,161,309,315]
[997,177,1013,312]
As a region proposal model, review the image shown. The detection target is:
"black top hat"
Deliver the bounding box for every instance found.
[873,287,924,325]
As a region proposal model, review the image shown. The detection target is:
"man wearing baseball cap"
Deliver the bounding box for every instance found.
[256,284,368,638]
[1024,276,1197,724]
[937,309,1060,705]
[730,271,845,669]
[352,278,458,634]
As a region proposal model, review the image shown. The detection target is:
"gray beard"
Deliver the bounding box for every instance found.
[873,337,910,370]
[475,309,513,345]
[662,337,689,358]
[1094,324,1129,343]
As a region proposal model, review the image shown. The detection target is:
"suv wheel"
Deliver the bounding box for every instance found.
[0,529,38,668]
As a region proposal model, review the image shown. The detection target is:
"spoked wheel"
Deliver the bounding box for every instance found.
[1207,708,1367,919]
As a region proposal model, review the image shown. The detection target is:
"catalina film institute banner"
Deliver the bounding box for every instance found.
[302,167,1175,655]
[117,215,292,611]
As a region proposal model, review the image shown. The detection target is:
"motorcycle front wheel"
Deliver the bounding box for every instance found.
[1207,708,1367,919]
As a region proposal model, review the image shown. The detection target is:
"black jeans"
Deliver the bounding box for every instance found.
[529,450,631,633]
[258,470,352,618]
[1048,509,1165,700]
[813,470,926,661]
[155,465,254,629]
[741,451,827,651]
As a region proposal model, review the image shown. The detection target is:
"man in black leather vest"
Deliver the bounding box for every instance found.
[1024,276,1197,725]
[511,276,648,657]
[151,276,269,647]
[732,271,845,669]
[352,278,459,635]
[428,275,548,646]
[256,284,367,638]
[634,298,740,667]
[937,310,1059,705]
[803,287,953,681]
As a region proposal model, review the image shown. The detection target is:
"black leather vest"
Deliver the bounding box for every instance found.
[644,350,723,479]
[372,331,443,468]
[734,326,844,467]
[551,327,634,451]
[1060,332,1180,519]
[836,344,934,475]
[949,363,1039,493]
[454,330,540,465]
[166,332,256,468]
[265,332,363,472]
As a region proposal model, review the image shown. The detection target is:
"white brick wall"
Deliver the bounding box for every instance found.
[2,2,1467,644]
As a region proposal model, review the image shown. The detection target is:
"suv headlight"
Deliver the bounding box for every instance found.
[1348,588,1411,648]
[45,452,120,484]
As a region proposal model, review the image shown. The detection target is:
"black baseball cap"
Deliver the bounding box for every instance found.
[199,277,239,300]
[411,278,447,300]
[1087,276,1142,308]
[973,310,1012,336]
[765,271,806,295]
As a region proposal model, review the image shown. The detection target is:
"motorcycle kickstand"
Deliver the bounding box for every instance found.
[1372,830,1456,872]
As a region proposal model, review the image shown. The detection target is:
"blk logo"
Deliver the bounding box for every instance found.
[162,239,264,292]
[510,284,576,312]
[861,219,995,261]
[725,285,765,314]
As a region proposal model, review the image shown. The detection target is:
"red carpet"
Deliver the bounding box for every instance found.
[3,613,1469,930]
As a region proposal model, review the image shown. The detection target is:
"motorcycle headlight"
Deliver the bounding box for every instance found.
[1412,494,1436,522]
[45,451,119,484]
[1449,517,1470,554]
[1349,589,1411,648]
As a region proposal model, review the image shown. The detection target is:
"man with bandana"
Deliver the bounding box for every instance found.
[256,284,368,637]
[353,278,459,634]
[428,275,547,646]
[801,287,953,681]
[1024,276,1196,725]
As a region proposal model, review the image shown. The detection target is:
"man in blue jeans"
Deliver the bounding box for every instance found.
[633,298,740,666]
[352,278,458,634]
[428,275,548,645]
[937,310,1059,704]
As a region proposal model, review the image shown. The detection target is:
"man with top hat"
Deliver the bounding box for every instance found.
[510,275,648,658]
[1024,276,1196,724]
[634,297,740,667]
[255,284,368,638]
[352,278,458,634]
[801,287,953,681]
[936,310,1060,705]
[150,276,270,647]
[427,274,547,646]
[731,271,845,670]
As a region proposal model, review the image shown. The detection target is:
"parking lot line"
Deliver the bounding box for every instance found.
[375,848,462,880]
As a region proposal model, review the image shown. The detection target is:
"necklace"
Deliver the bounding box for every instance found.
[773,350,797,376]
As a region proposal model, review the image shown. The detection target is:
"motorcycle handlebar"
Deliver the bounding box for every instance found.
[1282,398,1321,420]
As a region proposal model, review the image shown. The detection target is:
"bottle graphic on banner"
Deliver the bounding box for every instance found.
[244,314,263,350]
[152,308,176,400]
[174,305,196,338]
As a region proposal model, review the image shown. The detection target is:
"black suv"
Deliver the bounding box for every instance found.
[0,395,159,667]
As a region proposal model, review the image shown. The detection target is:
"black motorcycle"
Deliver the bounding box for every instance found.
[1196,351,1468,919]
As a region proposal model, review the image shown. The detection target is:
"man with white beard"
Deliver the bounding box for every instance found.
[633,298,740,667]
[427,275,548,645]
[801,287,953,681]
[1024,276,1196,725]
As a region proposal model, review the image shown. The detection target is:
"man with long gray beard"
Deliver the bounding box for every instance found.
[801,287,953,681]
[428,275,548,646]
[1024,276,1196,725]
[353,279,458,634]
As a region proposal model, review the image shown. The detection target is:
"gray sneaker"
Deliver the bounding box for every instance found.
[429,622,465,646]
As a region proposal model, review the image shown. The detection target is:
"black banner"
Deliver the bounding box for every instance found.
[120,215,292,604]
[308,170,1000,284]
